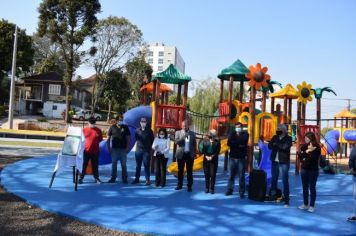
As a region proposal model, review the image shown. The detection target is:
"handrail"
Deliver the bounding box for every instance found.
[187,109,229,119]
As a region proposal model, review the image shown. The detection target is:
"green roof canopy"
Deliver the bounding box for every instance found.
[217,59,250,81]
[152,64,191,85]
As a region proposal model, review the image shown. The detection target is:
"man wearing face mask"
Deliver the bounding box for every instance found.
[107,115,131,184]
[268,124,292,207]
[226,122,249,198]
[79,116,103,184]
[132,117,154,185]
[175,120,197,192]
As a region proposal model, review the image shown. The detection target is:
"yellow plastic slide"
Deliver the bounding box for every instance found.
[167,138,229,175]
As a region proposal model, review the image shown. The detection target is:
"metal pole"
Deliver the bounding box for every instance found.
[8,25,18,130]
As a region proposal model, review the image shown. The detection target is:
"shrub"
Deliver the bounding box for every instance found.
[321,127,333,137]
[37,117,48,122]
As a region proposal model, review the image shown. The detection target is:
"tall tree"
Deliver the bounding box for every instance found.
[101,69,131,121]
[32,33,66,75]
[0,19,34,104]
[38,0,101,123]
[88,16,143,113]
[125,53,153,108]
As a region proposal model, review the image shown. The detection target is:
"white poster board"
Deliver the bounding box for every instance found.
[53,127,85,174]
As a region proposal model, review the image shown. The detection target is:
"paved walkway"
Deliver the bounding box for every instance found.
[2,154,356,236]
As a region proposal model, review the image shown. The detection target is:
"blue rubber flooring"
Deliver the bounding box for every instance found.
[1,153,356,236]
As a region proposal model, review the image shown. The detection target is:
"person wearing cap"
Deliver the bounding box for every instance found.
[199,129,221,194]
[132,117,154,185]
[268,124,293,207]
[107,115,131,184]
[79,116,103,184]
[226,122,249,198]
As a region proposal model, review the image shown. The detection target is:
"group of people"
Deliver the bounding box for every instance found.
[77,115,356,221]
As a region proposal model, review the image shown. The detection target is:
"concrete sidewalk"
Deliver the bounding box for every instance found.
[0,137,63,144]
[0,137,61,157]
[0,146,59,157]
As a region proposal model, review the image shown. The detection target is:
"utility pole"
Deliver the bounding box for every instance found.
[347,99,351,111]
[8,25,18,129]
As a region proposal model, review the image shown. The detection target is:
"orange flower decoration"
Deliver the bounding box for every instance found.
[245,63,271,90]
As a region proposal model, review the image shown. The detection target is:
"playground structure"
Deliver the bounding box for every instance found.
[90,59,355,177]
[323,109,356,169]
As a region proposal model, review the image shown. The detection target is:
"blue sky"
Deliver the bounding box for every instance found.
[1,0,355,120]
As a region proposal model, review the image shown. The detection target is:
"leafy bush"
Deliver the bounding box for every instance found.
[321,127,333,137]
[45,127,58,132]
[37,117,48,122]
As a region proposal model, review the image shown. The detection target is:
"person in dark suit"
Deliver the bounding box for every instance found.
[132,117,154,185]
[107,115,131,184]
[174,120,196,192]
[226,122,249,198]
[268,124,292,207]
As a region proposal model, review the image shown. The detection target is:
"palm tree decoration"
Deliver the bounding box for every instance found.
[311,87,337,126]
[262,80,283,94]
[260,80,282,112]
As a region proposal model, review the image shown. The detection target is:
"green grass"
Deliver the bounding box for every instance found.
[0,141,62,148]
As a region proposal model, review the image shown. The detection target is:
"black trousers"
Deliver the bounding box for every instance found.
[203,158,218,190]
[155,154,168,187]
[177,152,194,188]
[81,152,99,179]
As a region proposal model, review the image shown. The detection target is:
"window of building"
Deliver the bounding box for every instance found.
[158,66,163,71]
[148,58,153,64]
[158,51,164,57]
[148,51,154,56]
[158,58,164,64]
[48,84,61,95]
[53,105,57,110]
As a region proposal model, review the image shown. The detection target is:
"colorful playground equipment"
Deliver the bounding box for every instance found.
[92,59,346,177]
[323,109,356,158]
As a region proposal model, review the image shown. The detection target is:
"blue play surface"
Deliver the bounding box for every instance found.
[1,152,356,236]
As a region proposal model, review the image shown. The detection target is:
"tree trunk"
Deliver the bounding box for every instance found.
[316,98,321,127]
[296,102,302,174]
[248,86,256,172]
[91,72,100,114]
[65,43,74,124]
[65,85,71,123]
[107,100,112,122]
[91,80,96,114]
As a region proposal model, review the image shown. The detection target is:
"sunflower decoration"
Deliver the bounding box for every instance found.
[245,63,271,90]
[297,81,314,104]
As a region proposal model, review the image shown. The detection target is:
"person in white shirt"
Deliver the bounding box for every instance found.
[152,128,171,187]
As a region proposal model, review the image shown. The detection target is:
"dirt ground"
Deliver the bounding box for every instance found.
[0,152,352,236]
[0,155,144,236]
